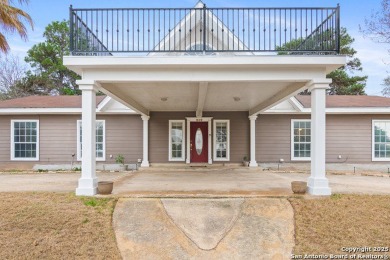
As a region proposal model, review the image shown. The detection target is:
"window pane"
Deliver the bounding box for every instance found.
[215,121,228,159]
[13,121,38,159]
[374,122,390,158]
[170,122,183,159]
[293,121,311,158]
[78,120,105,159]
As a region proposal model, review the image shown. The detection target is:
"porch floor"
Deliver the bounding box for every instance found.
[112,166,390,197]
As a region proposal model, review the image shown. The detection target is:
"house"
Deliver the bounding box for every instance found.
[4,94,390,190]
[51,3,349,196]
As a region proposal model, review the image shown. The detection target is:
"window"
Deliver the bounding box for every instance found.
[372,120,390,161]
[213,120,230,161]
[291,120,311,160]
[169,120,185,161]
[11,120,39,161]
[77,120,105,161]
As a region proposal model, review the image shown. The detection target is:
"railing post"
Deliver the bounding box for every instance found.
[203,4,207,53]
[69,5,74,54]
[336,4,340,54]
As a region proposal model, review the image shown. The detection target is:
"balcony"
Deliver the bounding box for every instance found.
[69,4,340,55]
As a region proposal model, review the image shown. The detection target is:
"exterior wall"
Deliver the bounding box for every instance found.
[257,114,390,164]
[149,111,249,163]
[0,114,142,169]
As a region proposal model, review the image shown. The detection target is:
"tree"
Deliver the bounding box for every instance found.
[24,20,80,95]
[381,77,390,96]
[361,0,390,96]
[0,54,26,99]
[361,0,390,48]
[0,0,33,53]
[278,27,367,95]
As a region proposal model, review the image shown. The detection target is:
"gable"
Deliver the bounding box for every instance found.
[149,1,249,55]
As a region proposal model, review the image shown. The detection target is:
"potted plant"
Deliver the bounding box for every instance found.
[98,181,114,195]
[291,181,307,194]
[242,155,249,167]
[115,154,127,171]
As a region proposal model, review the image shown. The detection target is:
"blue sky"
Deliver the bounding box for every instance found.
[5,0,390,95]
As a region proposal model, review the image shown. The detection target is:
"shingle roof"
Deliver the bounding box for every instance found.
[0,95,106,108]
[295,95,390,108]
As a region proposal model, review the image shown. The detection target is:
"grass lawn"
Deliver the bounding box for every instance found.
[290,194,390,255]
[0,192,121,259]
[0,193,389,258]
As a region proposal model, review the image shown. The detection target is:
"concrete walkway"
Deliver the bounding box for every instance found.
[113,197,294,259]
[0,172,126,192]
[113,167,390,196]
[0,167,389,195]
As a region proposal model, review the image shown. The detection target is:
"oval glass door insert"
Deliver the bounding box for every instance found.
[195,128,203,155]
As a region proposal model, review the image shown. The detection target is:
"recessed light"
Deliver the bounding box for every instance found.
[160,97,168,101]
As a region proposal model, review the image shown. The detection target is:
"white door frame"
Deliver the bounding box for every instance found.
[186,117,213,164]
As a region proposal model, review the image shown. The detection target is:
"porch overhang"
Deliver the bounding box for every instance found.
[64,55,345,116]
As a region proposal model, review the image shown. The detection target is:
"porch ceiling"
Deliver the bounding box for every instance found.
[64,55,346,116]
[103,81,292,112]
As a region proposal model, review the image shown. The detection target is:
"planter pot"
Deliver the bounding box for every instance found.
[98,181,114,195]
[119,164,128,171]
[291,181,307,194]
[242,161,250,167]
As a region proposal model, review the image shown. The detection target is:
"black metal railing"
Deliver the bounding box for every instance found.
[69,5,340,55]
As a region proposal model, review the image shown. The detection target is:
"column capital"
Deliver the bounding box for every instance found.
[249,115,258,121]
[307,79,332,90]
[141,115,150,121]
[76,80,101,91]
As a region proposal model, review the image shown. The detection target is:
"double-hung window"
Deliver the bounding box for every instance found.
[291,119,311,160]
[169,120,185,161]
[11,120,39,161]
[372,120,390,161]
[77,120,105,161]
[213,120,230,161]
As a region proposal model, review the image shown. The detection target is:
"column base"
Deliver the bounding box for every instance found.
[249,160,258,167]
[307,177,331,195]
[75,177,97,196]
[141,161,150,167]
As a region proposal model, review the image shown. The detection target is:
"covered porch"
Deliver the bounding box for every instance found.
[64,55,345,196]
[63,4,345,196]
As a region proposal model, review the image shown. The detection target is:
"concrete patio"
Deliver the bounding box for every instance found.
[1,166,389,196]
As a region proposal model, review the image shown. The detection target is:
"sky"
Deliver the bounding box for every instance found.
[4,0,390,96]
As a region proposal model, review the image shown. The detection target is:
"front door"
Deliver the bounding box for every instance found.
[190,122,208,163]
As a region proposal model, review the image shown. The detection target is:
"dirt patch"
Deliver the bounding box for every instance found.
[289,194,390,255]
[0,192,121,259]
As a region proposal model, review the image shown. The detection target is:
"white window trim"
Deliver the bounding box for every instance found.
[213,120,230,161]
[77,120,106,161]
[168,120,186,161]
[372,120,390,162]
[291,119,311,161]
[11,119,39,161]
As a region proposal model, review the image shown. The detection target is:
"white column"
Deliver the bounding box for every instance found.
[76,81,98,196]
[308,81,331,195]
[141,115,150,167]
[249,115,258,167]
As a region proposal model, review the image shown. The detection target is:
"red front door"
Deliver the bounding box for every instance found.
[190,122,208,163]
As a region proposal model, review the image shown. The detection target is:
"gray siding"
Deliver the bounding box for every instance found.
[0,114,142,169]
[256,114,390,164]
[149,111,249,163]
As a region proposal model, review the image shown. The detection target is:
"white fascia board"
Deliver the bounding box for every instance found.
[64,55,346,74]
[96,96,112,112]
[262,107,390,114]
[0,108,138,115]
[289,97,305,112]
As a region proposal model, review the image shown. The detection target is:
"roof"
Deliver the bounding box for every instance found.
[295,95,390,108]
[0,95,106,108]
